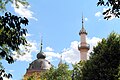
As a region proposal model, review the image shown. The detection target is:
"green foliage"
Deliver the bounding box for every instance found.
[81,32,120,80]
[0,12,28,80]
[40,63,72,80]
[0,0,29,12]
[0,12,28,64]
[0,0,29,80]
[97,0,120,20]
[26,72,40,80]
[72,61,86,80]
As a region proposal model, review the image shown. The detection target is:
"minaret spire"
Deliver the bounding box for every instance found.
[82,14,84,29]
[79,15,87,35]
[40,38,43,52]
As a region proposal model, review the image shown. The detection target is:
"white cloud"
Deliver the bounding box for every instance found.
[12,0,37,21]
[62,37,101,64]
[23,33,33,38]
[25,33,32,37]
[103,8,108,12]
[13,33,101,64]
[61,41,80,64]
[44,37,101,64]
[45,51,60,62]
[3,77,11,80]
[45,47,54,51]
[95,11,102,17]
[13,36,101,64]
[95,8,115,20]
[44,41,79,64]
[87,37,102,58]
[13,40,38,62]
[85,18,88,21]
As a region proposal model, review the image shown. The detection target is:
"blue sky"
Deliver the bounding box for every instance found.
[1,0,120,80]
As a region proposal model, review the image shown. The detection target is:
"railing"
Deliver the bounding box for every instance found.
[78,43,90,50]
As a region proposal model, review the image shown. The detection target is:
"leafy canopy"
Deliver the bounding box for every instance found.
[0,12,29,79]
[26,63,72,80]
[40,63,72,80]
[72,61,86,80]
[0,0,29,80]
[0,0,29,12]
[81,32,120,80]
[97,0,120,20]
[0,12,28,64]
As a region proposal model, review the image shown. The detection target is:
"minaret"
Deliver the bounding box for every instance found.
[78,16,90,61]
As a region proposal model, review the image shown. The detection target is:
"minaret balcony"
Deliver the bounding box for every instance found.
[78,44,90,50]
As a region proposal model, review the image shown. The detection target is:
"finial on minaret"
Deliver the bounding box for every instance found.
[40,38,43,52]
[82,14,84,28]
[79,14,87,35]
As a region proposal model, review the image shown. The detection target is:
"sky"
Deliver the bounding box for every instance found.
[1,0,120,80]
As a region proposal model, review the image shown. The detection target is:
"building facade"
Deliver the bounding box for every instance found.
[24,40,52,79]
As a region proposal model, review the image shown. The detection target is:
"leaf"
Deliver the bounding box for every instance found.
[6,56,14,64]
[0,77,3,80]
[7,73,12,78]
[0,26,4,34]
[97,2,101,6]
[0,50,6,58]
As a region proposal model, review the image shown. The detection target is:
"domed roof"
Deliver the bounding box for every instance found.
[37,51,46,59]
[27,40,52,71]
[28,59,52,70]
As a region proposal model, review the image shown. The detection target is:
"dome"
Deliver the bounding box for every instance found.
[26,40,52,71]
[37,51,46,59]
[36,40,46,59]
[28,59,52,70]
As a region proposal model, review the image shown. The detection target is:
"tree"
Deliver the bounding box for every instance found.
[97,0,120,20]
[0,0,29,80]
[72,61,86,80]
[0,12,29,79]
[25,72,41,80]
[0,0,29,12]
[81,32,120,80]
[41,63,72,80]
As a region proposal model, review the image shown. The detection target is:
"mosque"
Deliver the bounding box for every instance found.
[24,40,52,79]
[23,16,90,79]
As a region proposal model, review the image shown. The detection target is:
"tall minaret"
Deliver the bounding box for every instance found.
[78,16,90,61]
